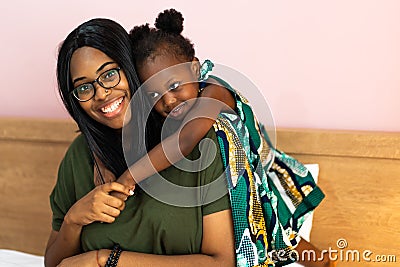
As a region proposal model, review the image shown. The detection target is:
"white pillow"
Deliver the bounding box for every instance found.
[285,163,319,267]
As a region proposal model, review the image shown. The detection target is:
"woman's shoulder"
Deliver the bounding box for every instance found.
[59,134,92,171]
[69,133,88,148]
[55,133,94,197]
[196,129,225,181]
[65,134,90,157]
[160,128,223,181]
[194,128,221,160]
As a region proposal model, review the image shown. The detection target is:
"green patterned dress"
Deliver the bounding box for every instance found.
[209,75,325,266]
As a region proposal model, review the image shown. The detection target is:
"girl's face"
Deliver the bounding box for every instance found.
[138,54,199,120]
[70,47,131,129]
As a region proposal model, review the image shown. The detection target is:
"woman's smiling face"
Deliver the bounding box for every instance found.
[70,46,131,129]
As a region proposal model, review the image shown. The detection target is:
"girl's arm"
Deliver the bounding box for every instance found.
[44,182,131,267]
[56,209,235,267]
[115,83,235,188]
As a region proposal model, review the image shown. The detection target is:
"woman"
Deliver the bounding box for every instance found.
[44,18,235,267]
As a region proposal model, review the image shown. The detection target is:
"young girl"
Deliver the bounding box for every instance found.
[97,9,334,267]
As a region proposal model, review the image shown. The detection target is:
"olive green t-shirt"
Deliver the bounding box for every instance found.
[50,129,230,254]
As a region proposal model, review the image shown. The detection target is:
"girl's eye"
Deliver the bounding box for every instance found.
[169,81,181,91]
[148,92,160,99]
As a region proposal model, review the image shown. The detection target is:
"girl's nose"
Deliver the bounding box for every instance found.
[162,92,176,108]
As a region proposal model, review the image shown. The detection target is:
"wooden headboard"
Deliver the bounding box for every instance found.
[277,128,400,266]
[1,118,399,266]
[0,118,78,255]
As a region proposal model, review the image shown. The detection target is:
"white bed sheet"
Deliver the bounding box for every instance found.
[0,249,44,267]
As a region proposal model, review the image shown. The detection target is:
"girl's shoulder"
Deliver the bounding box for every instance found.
[201,77,236,109]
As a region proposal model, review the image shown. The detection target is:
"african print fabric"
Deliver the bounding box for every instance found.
[210,75,325,267]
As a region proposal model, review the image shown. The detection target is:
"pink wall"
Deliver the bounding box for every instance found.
[1,0,399,131]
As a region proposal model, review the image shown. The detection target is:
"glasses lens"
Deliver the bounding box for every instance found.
[73,83,94,101]
[99,68,121,88]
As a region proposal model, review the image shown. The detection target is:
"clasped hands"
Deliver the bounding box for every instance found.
[65,180,135,226]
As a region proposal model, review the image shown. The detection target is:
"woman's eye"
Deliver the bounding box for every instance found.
[169,81,181,91]
[76,84,92,95]
[103,69,118,81]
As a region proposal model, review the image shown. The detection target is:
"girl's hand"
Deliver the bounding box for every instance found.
[111,170,136,200]
[56,250,99,267]
[110,184,135,201]
[64,182,131,226]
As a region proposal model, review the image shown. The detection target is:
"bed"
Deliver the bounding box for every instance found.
[1,118,399,266]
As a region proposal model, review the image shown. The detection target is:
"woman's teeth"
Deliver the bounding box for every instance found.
[101,97,123,113]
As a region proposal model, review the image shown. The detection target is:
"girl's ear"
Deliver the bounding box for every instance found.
[191,57,201,80]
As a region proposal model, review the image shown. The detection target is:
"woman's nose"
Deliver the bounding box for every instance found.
[93,84,111,101]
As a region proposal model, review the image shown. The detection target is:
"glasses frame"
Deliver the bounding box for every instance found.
[71,67,122,102]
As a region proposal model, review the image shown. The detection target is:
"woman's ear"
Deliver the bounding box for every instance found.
[191,57,201,80]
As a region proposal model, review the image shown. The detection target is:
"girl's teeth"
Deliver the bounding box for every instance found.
[172,104,184,113]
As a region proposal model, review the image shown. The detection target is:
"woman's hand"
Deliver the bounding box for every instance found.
[45,183,128,267]
[56,250,99,267]
[64,182,131,226]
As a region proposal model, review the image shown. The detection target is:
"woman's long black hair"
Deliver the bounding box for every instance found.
[57,18,156,178]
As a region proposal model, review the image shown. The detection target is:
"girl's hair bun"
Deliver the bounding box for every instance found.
[155,8,184,34]
[129,23,151,43]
